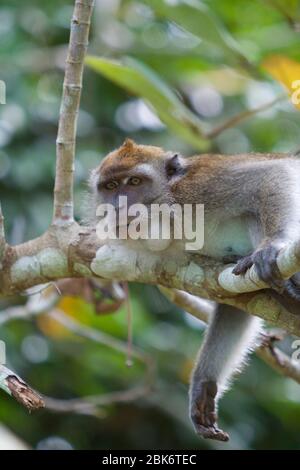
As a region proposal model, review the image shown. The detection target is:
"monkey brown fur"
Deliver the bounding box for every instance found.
[89,139,300,441]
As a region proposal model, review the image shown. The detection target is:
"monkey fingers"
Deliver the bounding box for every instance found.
[232,245,284,291]
[190,381,229,442]
[252,245,284,290]
[193,424,229,442]
[232,254,253,275]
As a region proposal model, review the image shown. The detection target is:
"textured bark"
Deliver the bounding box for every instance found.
[1,227,300,335]
[0,365,44,411]
[53,0,95,224]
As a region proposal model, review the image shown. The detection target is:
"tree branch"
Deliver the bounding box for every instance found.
[0,202,6,265]
[0,365,44,411]
[48,309,155,381]
[2,231,300,336]
[88,242,300,336]
[206,95,285,139]
[219,240,300,293]
[158,286,213,322]
[42,310,154,416]
[263,0,300,31]
[160,287,300,385]
[1,287,299,415]
[256,345,300,384]
[53,0,94,225]
[0,293,155,414]
[0,305,31,326]
[44,385,151,416]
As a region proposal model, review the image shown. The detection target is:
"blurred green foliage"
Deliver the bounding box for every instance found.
[0,0,300,450]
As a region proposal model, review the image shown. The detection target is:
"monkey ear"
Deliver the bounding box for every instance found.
[123,138,136,149]
[124,137,135,145]
[119,138,136,156]
[165,153,185,178]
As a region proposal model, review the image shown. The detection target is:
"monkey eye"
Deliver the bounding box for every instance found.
[105,180,119,190]
[128,176,142,186]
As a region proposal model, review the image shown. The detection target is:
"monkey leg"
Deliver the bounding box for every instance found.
[190,304,261,442]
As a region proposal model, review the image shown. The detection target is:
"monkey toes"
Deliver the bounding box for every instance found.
[232,243,284,291]
[190,381,229,442]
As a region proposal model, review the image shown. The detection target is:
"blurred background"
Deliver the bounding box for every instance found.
[0,0,300,450]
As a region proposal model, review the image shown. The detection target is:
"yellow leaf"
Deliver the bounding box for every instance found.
[262,55,300,109]
[37,314,74,340]
[58,296,87,317]
[36,297,92,339]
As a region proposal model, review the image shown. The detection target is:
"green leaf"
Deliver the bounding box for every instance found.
[141,0,250,67]
[139,54,212,80]
[86,55,210,150]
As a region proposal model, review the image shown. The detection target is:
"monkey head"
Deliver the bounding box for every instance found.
[88,139,187,251]
[90,138,185,209]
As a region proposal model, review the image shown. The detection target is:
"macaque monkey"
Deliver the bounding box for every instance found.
[88,138,300,441]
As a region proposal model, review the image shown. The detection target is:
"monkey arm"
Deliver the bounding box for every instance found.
[231,160,300,294]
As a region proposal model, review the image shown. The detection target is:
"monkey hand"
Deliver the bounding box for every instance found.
[190,381,229,442]
[232,241,285,291]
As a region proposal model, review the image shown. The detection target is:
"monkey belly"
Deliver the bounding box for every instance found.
[199,216,253,259]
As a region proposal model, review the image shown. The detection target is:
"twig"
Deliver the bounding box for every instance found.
[0,365,44,411]
[160,288,300,385]
[0,305,31,326]
[0,202,6,264]
[0,284,61,326]
[207,95,285,139]
[0,301,154,416]
[44,385,151,416]
[47,309,155,383]
[158,286,213,323]
[263,0,300,31]
[257,346,300,384]
[43,309,155,415]
[53,0,94,225]
[124,282,133,367]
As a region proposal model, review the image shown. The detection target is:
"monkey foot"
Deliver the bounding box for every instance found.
[194,424,229,442]
[190,380,229,442]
